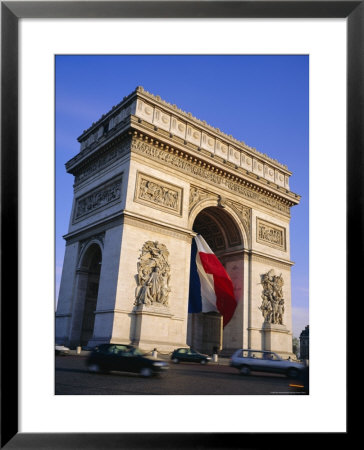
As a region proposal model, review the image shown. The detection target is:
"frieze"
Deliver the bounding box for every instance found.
[131,138,291,216]
[134,172,183,216]
[73,177,122,222]
[74,142,129,185]
[256,218,286,251]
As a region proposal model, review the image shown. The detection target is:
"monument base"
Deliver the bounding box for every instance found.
[130,303,186,352]
[187,312,222,354]
[262,322,294,358]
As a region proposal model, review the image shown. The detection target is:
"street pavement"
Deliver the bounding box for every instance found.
[55,354,300,395]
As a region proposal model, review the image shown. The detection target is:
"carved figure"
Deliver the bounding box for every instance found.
[138,178,179,210]
[259,269,285,324]
[135,241,171,306]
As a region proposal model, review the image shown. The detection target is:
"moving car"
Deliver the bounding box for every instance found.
[55,345,70,356]
[230,349,304,378]
[289,365,309,394]
[86,344,168,377]
[171,348,211,364]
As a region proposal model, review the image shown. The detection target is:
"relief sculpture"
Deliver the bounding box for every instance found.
[135,172,182,216]
[74,178,122,221]
[139,179,178,209]
[135,241,171,306]
[256,218,286,250]
[259,269,285,325]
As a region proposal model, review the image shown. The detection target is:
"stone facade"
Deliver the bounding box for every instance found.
[56,87,300,356]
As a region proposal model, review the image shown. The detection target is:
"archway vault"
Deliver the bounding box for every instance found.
[193,206,241,252]
[188,203,246,353]
[189,195,250,252]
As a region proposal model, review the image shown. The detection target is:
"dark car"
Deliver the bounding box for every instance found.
[171,348,211,364]
[86,344,169,377]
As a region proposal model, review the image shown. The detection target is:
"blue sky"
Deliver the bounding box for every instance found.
[56,55,309,338]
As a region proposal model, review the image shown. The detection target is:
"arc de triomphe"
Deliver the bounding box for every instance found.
[56,86,300,358]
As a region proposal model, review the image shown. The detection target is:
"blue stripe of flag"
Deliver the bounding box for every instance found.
[188,238,202,313]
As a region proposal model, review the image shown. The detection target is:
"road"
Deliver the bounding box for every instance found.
[55,355,303,395]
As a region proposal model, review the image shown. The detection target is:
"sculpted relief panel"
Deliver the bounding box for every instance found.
[135,241,171,306]
[131,138,291,216]
[73,177,122,222]
[134,172,183,216]
[256,218,286,251]
[259,269,285,325]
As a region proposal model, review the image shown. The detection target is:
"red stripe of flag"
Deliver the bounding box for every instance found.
[198,252,237,327]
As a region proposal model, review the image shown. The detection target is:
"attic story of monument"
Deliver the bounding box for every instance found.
[56,86,300,357]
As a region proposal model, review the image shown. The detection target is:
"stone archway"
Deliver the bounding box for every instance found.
[69,243,102,347]
[187,205,245,354]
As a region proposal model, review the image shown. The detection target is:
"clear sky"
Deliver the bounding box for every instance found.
[56,55,309,338]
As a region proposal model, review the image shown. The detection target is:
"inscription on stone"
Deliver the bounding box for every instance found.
[256,218,286,251]
[134,172,183,216]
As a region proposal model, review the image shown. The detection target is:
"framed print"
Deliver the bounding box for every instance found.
[1,0,359,447]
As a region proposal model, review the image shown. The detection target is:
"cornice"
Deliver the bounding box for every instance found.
[63,209,195,244]
[66,120,132,174]
[76,86,292,178]
[249,250,294,268]
[129,128,300,211]
[134,87,290,173]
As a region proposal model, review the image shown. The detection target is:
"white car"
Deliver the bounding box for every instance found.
[230,349,304,378]
[55,345,70,356]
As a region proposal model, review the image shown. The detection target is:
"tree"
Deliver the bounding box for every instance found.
[292,337,300,358]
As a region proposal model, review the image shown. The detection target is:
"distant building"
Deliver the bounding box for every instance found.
[299,325,309,359]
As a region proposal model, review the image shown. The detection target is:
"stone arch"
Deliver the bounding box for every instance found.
[187,203,247,354]
[70,241,103,347]
[188,196,250,250]
[77,237,104,270]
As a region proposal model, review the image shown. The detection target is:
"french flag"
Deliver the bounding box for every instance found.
[188,234,237,327]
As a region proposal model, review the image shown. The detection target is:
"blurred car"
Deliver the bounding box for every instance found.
[171,348,211,364]
[86,344,169,377]
[55,345,70,356]
[230,349,304,378]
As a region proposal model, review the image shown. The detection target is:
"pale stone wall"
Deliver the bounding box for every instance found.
[110,220,192,351]
[55,242,79,344]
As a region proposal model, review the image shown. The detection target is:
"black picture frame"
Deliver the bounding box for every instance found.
[1,1,357,448]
